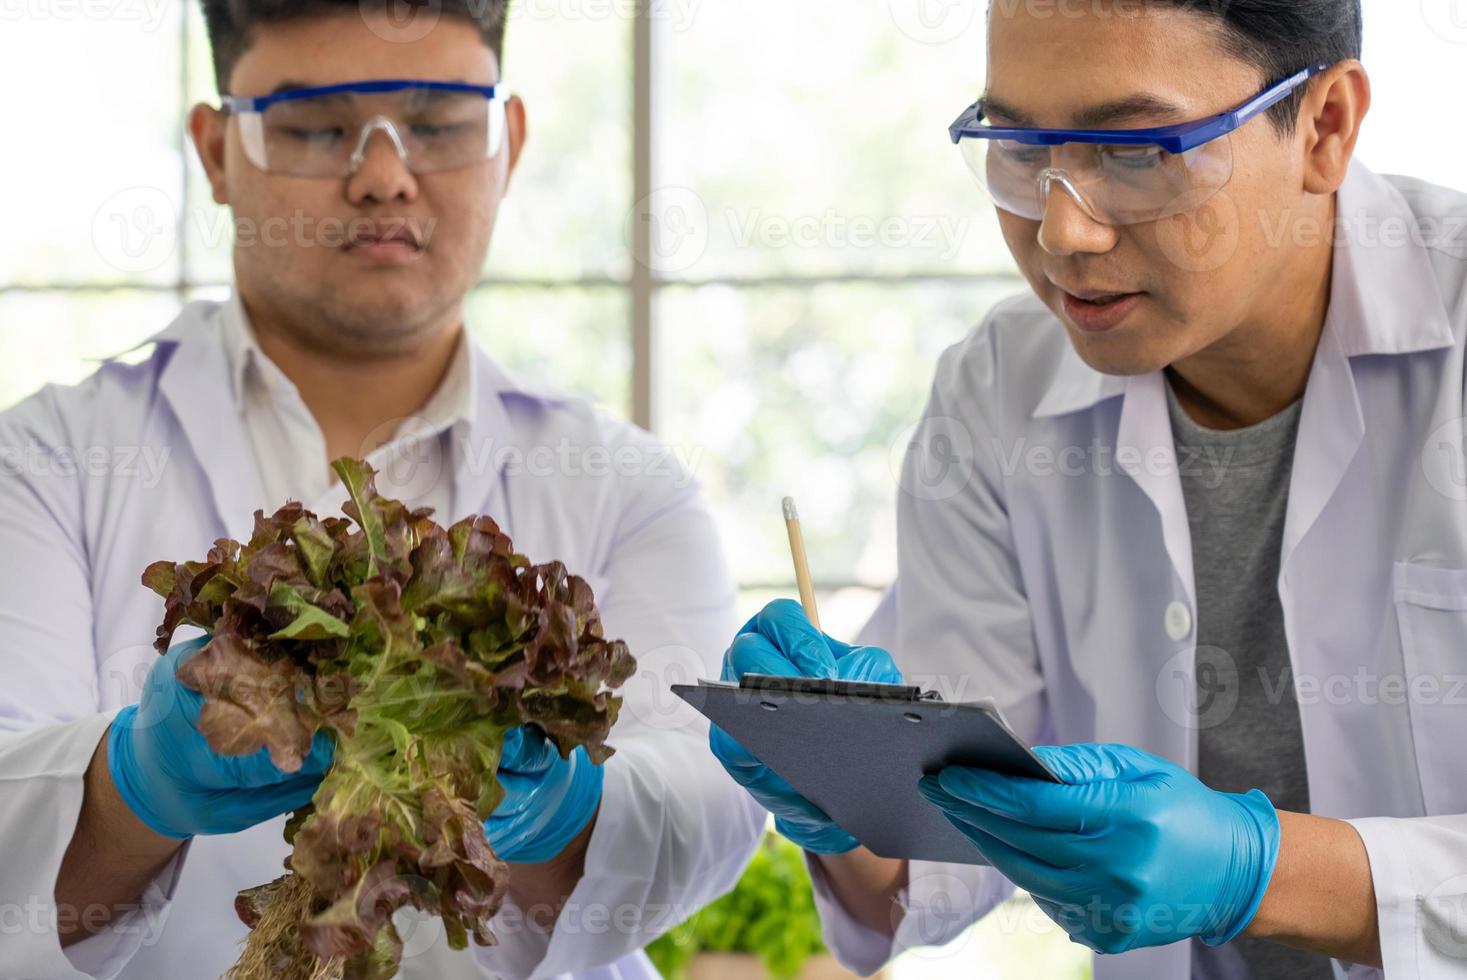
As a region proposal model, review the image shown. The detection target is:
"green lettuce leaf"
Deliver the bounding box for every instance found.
[141,457,634,979]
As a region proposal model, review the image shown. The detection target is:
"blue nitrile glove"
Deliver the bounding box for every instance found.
[485,724,603,863]
[709,598,904,855]
[107,635,334,839]
[918,743,1281,955]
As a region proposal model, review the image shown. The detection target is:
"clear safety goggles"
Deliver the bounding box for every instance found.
[222,79,510,178]
[947,63,1329,226]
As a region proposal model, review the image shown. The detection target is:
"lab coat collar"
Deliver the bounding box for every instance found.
[142,295,583,534]
[1032,159,1455,421]
[449,341,585,518]
[1032,343,1127,420]
[153,305,262,543]
[219,291,263,407]
[1325,160,1456,357]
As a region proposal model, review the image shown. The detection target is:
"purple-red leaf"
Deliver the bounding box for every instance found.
[144,457,634,979]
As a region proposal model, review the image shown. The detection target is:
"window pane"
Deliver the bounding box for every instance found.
[184,284,232,305]
[465,286,630,417]
[0,291,182,409]
[1357,1,1467,192]
[489,7,633,280]
[657,279,1022,589]
[1,11,184,287]
[656,0,1010,280]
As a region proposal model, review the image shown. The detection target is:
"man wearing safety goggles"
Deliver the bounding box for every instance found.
[713,2,1467,979]
[0,3,761,980]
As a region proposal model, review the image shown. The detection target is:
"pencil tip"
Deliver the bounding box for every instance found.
[782,497,798,521]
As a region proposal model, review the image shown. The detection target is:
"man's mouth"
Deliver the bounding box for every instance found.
[1072,291,1131,304]
[1052,282,1146,333]
[1056,283,1139,303]
[344,221,424,260]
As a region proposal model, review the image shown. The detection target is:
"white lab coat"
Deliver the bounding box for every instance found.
[810,161,1467,979]
[0,303,765,980]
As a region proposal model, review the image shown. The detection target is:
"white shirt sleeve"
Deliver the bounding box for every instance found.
[0,404,189,980]
[804,850,1017,977]
[0,717,191,980]
[470,454,766,979]
[806,327,1050,971]
[1349,815,1467,978]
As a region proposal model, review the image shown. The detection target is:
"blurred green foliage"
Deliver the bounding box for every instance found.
[647,833,828,980]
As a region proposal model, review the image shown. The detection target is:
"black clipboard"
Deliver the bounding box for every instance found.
[674,674,1060,865]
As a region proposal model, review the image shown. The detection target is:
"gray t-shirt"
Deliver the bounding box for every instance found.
[1164,382,1333,980]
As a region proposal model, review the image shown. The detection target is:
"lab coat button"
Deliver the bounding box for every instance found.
[1165,601,1192,641]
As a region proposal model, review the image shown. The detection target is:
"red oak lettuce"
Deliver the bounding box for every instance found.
[142,458,635,979]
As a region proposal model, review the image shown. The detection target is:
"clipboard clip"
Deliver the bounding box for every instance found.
[737,673,946,703]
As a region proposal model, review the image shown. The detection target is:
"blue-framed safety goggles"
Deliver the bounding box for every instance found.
[947,63,1330,226]
[221,79,511,178]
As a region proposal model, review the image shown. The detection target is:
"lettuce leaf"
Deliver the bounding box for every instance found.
[143,458,635,979]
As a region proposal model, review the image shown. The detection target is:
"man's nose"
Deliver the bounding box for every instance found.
[1036,176,1117,257]
[346,122,419,203]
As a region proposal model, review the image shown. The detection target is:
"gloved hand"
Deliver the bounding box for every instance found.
[486,724,603,863]
[918,743,1280,955]
[710,598,904,854]
[107,635,334,839]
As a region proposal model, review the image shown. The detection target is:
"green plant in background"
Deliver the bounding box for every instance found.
[648,832,828,979]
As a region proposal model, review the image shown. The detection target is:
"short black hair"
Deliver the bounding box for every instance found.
[199,0,511,93]
[1155,0,1363,134]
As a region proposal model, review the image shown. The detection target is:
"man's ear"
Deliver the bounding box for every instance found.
[501,94,528,196]
[188,102,230,206]
[1298,60,1371,196]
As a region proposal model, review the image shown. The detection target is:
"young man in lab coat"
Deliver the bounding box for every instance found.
[0,3,762,978]
[715,1,1467,978]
